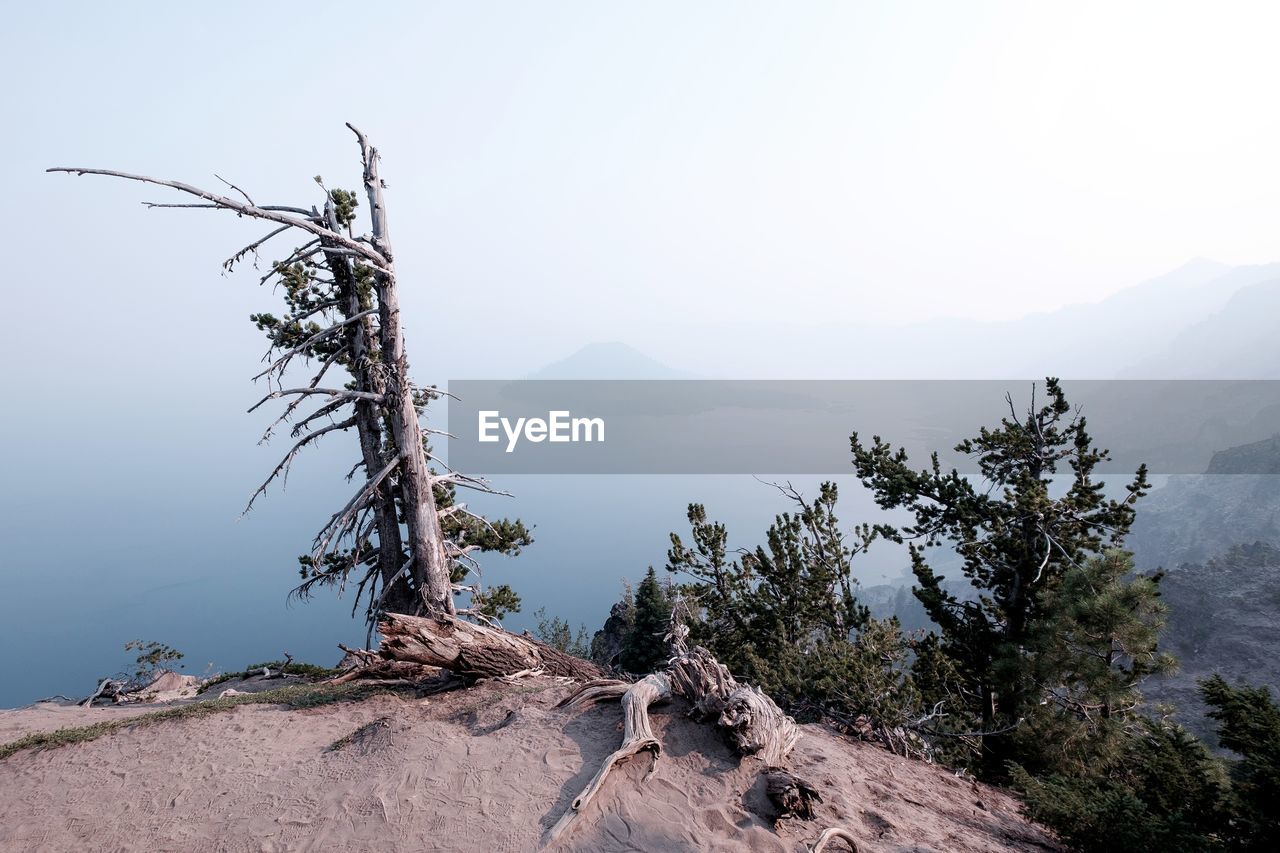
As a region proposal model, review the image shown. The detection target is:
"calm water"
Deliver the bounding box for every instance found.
[0,459,896,707]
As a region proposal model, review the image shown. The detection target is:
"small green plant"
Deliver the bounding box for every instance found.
[124,640,184,683]
[533,608,590,658]
[472,584,523,622]
[198,659,343,693]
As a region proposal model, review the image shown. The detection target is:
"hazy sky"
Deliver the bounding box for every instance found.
[7,2,1280,351]
[3,2,1279,702]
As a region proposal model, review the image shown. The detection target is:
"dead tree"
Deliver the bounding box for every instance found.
[49,125,521,622]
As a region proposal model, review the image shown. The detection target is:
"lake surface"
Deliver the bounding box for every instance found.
[0,464,900,707]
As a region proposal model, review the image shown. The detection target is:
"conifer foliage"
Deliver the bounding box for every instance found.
[51,128,529,626]
[664,483,930,754]
[850,378,1154,773]
[618,568,673,674]
[1201,675,1280,849]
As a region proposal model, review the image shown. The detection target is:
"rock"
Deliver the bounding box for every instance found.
[136,670,199,700]
[589,597,634,668]
[1146,542,1280,743]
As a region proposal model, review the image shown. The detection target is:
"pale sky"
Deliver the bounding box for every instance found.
[7,2,1280,348]
[3,1,1279,702]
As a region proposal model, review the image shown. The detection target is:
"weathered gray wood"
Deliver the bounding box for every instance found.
[320,198,410,614]
[546,673,673,846]
[809,827,860,852]
[45,167,385,263]
[546,644,811,848]
[348,123,454,615]
[668,646,799,765]
[378,612,603,681]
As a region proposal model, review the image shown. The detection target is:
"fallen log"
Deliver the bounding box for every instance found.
[377,612,602,681]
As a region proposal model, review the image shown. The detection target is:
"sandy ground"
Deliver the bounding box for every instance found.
[0,678,1060,852]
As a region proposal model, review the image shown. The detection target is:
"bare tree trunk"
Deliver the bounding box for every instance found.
[348,125,454,615]
[320,209,411,615]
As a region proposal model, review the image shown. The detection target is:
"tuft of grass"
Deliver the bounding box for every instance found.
[198,660,343,693]
[0,681,409,762]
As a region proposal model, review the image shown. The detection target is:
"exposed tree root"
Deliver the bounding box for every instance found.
[556,680,630,709]
[668,647,799,765]
[545,644,823,849]
[544,673,672,846]
[808,826,860,852]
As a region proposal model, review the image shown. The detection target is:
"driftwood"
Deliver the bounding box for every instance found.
[367,615,853,849]
[376,612,603,681]
[668,647,800,765]
[544,643,834,848]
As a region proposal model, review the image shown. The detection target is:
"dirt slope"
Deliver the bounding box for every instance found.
[0,678,1060,852]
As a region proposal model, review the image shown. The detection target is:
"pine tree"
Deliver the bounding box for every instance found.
[1017,551,1173,776]
[619,567,673,674]
[1011,674,1280,851]
[851,379,1151,775]
[665,483,932,750]
[1012,718,1230,853]
[666,483,875,695]
[1201,675,1280,849]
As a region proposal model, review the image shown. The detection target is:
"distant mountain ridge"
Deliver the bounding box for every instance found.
[527,341,692,379]
[1207,435,1280,475]
[1122,273,1280,378]
[525,259,1280,381]
[605,258,1280,379]
[1130,459,1280,570]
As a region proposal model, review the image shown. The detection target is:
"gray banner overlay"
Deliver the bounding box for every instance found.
[445,380,1280,475]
